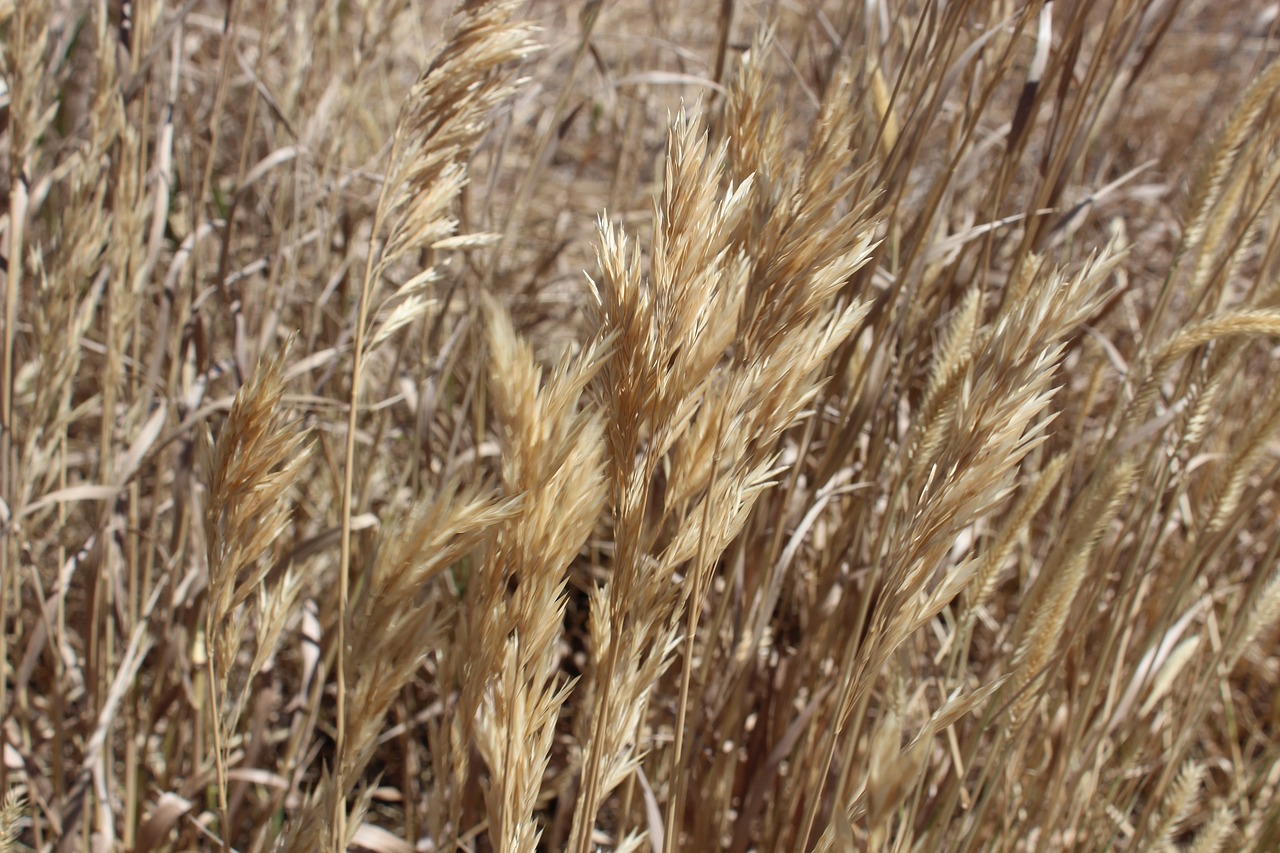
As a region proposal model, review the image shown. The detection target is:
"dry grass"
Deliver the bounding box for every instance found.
[3,0,1280,851]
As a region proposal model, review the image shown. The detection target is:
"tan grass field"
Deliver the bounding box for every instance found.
[2,0,1280,850]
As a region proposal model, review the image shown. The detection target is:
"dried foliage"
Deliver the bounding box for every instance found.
[3,1,1280,852]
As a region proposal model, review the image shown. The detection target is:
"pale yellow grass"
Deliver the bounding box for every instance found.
[2,1,1280,852]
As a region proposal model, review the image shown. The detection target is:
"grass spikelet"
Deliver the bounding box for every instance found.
[1223,566,1280,673]
[966,453,1069,619]
[284,487,519,851]
[463,299,608,852]
[724,32,784,192]
[1181,58,1280,269]
[1187,806,1234,853]
[1202,387,1280,535]
[1008,457,1138,727]
[1155,309,1280,367]
[1150,759,1204,848]
[365,1,540,351]
[204,344,308,625]
[0,792,24,853]
[919,286,983,431]
[202,341,309,843]
[334,1,538,843]
[571,107,755,853]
